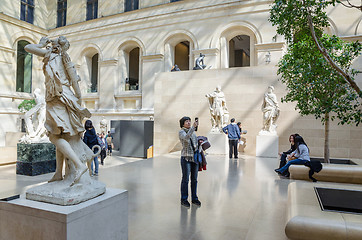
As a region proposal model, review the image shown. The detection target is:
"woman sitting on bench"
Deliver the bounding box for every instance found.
[275,135,310,177]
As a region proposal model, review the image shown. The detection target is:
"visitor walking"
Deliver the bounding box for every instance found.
[83,120,99,176]
[98,132,107,165]
[106,132,113,156]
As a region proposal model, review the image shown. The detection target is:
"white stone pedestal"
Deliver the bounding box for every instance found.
[0,188,128,240]
[256,134,279,158]
[207,132,228,155]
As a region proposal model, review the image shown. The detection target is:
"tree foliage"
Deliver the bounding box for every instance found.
[269,0,362,126]
[18,99,36,112]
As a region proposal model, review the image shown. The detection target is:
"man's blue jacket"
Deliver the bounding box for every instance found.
[222,123,241,140]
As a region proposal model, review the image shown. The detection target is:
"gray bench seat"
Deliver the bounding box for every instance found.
[289,164,362,184]
[286,181,362,240]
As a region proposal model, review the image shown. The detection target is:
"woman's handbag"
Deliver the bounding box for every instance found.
[189,137,202,164]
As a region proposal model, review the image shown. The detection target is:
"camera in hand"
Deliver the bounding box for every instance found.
[195,117,199,131]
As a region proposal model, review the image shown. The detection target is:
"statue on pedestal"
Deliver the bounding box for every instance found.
[193,53,206,70]
[205,86,228,132]
[20,88,48,143]
[259,86,280,135]
[24,36,105,205]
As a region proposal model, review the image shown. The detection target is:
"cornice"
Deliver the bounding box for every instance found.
[142,54,164,62]
[0,46,15,54]
[48,1,272,40]
[255,42,285,52]
[0,13,48,35]
[100,59,118,66]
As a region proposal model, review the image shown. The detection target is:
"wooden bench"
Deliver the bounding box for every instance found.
[286,181,362,240]
[289,164,362,184]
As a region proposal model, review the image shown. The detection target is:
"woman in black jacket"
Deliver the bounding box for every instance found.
[83,120,99,176]
[278,134,299,169]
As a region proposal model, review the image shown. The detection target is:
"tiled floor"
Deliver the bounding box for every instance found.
[0,152,291,240]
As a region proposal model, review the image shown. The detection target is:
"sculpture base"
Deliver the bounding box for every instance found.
[206,132,228,155]
[256,134,279,158]
[26,178,106,206]
[0,188,128,240]
[16,142,56,176]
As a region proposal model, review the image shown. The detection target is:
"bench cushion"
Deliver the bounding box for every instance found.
[289,164,362,184]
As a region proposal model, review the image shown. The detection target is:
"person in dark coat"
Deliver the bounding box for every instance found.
[83,120,99,176]
[278,134,299,169]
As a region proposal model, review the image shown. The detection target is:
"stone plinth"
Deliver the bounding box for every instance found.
[256,134,278,158]
[26,178,106,206]
[206,132,228,155]
[16,142,56,176]
[0,188,128,240]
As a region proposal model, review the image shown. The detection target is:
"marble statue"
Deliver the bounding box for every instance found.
[20,88,49,143]
[100,116,107,134]
[193,53,206,70]
[24,36,105,205]
[260,86,280,135]
[205,85,229,132]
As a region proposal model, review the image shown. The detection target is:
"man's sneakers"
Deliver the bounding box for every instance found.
[192,199,201,206]
[181,199,202,207]
[181,200,190,208]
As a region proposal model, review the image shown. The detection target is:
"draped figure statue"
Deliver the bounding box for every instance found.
[205,86,229,132]
[260,86,280,134]
[25,36,102,190]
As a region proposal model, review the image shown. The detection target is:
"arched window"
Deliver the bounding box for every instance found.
[229,35,250,67]
[90,53,99,92]
[127,47,139,91]
[174,41,189,71]
[57,0,67,27]
[16,40,32,93]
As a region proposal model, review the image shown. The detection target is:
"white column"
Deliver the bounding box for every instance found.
[220,37,228,69]
[164,43,173,72]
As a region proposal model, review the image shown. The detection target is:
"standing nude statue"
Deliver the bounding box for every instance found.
[25,36,98,186]
[205,85,228,132]
[260,86,280,134]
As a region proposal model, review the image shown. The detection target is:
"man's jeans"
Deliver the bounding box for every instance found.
[180,157,199,201]
[229,139,238,158]
[91,156,99,174]
[279,159,308,174]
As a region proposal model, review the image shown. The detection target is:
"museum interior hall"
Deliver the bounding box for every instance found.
[0,0,362,240]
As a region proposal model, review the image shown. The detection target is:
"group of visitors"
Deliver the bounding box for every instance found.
[83,120,113,176]
[178,114,316,209]
[274,134,311,178]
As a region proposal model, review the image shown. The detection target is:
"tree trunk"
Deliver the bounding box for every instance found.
[324,112,330,163]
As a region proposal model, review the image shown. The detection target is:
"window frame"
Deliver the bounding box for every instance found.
[20,0,35,24]
[124,0,139,12]
[57,0,67,27]
[86,0,98,21]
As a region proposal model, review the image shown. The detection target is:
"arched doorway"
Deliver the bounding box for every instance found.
[127,47,140,90]
[229,35,250,67]
[174,41,190,71]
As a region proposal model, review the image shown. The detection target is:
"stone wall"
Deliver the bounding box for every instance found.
[153,66,362,159]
